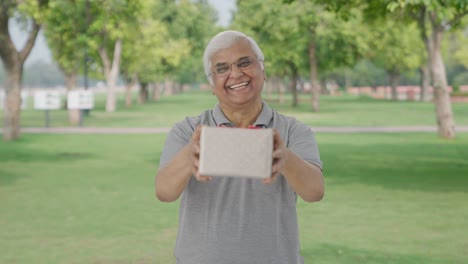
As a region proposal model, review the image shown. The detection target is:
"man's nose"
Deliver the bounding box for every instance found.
[229,63,243,78]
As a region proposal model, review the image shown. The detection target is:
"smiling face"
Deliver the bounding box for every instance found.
[210,38,266,109]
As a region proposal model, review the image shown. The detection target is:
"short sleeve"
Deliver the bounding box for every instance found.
[159,120,195,168]
[286,121,323,170]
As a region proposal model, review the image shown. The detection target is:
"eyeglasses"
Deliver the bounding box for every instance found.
[209,57,262,77]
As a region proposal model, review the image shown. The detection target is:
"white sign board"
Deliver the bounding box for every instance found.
[0,91,28,110]
[34,91,62,110]
[67,90,94,109]
[21,91,28,109]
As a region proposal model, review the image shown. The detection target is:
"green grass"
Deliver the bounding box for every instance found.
[18,90,468,128]
[1,133,467,263]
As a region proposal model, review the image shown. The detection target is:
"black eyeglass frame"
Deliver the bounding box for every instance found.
[208,57,263,78]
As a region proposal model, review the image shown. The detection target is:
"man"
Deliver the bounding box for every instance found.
[155,30,324,264]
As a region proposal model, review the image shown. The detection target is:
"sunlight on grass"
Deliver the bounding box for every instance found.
[1,133,467,263]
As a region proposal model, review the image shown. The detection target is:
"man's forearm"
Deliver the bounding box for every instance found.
[281,149,324,202]
[155,145,193,202]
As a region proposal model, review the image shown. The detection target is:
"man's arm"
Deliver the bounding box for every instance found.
[265,129,324,202]
[281,149,324,202]
[155,144,193,202]
[155,126,211,202]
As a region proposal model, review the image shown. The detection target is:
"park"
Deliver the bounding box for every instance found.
[1,0,468,263]
[1,91,467,263]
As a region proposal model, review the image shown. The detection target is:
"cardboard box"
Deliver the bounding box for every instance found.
[198,126,273,178]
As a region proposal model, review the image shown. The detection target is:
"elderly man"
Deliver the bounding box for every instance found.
[155,30,324,264]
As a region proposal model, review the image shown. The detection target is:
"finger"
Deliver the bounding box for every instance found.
[193,143,200,156]
[193,160,199,175]
[191,145,199,162]
[270,165,279,177]
[272,149,282,160]
[199,175,213,181]
[195,173,212,182]
[263,174,277,184]
[192,125,203,142]
[272,129,283,149]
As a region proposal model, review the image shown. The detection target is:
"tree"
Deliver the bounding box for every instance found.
[350,0,468,137]
[152,0,215,96]
[118,0,169,105]
[451,27,468,72]
[118,0,211,105]
[235,0,368,110]
[386,0,468,138]
[287,0,468,138]
[44,0,88,125]
[0,0,49,141]
[367,19,422,100]
[299,4,368,110]
[233,0,308,107]
[84,0,142,112]
[168,0,219,86]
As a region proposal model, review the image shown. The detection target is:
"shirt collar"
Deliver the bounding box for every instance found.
[212,101,273,128]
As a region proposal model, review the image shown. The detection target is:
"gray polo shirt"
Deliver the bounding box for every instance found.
[159,102,322,264]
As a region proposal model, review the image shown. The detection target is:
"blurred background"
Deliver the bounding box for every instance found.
[1,1,468,263]
[1,0,467,140]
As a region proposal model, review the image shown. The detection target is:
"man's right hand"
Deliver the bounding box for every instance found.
[191,125,212,182]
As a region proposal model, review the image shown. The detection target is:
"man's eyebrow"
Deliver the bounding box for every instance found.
[215,56,251,66]
[215,62,228,67]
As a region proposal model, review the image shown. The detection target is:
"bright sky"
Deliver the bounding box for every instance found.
[10,0,235,65]
[208,0,236,27]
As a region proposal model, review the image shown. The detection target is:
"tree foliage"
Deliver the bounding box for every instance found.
[234,0,369,109]
[44,0,87,76]
[367,19,423,96]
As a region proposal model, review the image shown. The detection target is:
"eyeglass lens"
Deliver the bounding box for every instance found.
[215,57,256,76]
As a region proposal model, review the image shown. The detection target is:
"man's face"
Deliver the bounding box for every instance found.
[209,39,265,107]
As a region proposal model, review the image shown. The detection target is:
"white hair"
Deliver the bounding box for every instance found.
[203,30,265,85]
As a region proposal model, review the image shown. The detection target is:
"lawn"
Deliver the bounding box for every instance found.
[18,89,468,128]
[1,133,467,263]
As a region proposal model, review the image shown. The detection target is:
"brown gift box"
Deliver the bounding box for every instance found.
[198,126,273,178]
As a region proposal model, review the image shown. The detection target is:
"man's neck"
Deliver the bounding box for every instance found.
[219,100,263,128]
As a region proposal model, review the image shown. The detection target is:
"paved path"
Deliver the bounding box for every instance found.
[3,126,467,134]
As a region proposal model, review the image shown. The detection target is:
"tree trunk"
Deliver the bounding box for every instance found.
[309,42,320,112]
[279,79,286,104]
[298,78,304,93]
[271,77,281,102]
[419,64,431,101]
[288,62,298,107]
[418,9,456,138]
[345,68,352,91]
[430,29,455,138]
[0,14,41,141]
[290,77,298,107]
[139,82,149,104]
[3,65,22,140]
[125,73,137,108]
[320,79,327,95]
[98,39,122,113]
[174,82,181,94]
[152,83,161,101]
[265,78,272,101]
[64,72,80,126]
[389,72,400,101]
[164,77,173,96]
[125,85,132,108]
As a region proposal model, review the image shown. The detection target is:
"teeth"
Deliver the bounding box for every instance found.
[229,82,248,90]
